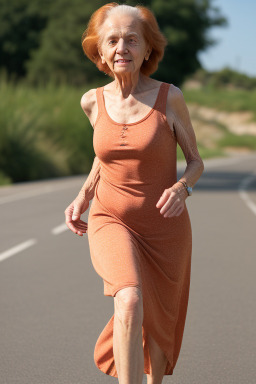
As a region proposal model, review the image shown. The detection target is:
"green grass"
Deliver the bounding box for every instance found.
[0,77,97,184]
[182,85,256,122]
[218,132,256,150]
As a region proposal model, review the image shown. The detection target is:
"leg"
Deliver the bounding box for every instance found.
[113,286,144,384]
[146,333,168,384]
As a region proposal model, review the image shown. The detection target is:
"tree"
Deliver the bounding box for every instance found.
[131,0,228,84]
[26,0,107,87]
[0,0,51,81]
[0,0,227,87]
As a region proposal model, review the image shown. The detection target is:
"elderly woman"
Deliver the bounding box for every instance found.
[65,2,204,384]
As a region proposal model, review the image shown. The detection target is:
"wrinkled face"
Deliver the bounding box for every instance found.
[98,13,151,75]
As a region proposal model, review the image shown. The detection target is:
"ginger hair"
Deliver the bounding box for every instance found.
[81,2,168,78]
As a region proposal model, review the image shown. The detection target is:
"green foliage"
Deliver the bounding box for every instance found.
[0,170,12,185]
[0,0,51,80]
[148,0,227,84]
[0,0,227,87]
[187,67,256,90]
[26,0,107,87]
[0,76,95,184]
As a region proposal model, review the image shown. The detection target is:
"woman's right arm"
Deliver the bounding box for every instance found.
[77,155,101,202]
[64,89,100,236]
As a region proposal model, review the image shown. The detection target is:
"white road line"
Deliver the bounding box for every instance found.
[238,173,256,216]
[51,223,68,235]
[0,183,81,205]
[0,239,37,262]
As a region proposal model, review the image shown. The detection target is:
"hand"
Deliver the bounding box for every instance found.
[156,183,188,218]
[64,193,89,237]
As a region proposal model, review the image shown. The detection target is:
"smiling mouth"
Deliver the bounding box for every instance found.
[115,59,132,63]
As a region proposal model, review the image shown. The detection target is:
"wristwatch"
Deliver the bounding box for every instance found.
[178,180,193,196]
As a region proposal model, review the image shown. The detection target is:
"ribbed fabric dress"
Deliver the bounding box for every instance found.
[87,82,192,377]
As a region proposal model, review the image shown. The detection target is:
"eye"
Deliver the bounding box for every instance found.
[108,40,117,45]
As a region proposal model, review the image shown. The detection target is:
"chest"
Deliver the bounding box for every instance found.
[103,100,154,125]
[93,111,176,164]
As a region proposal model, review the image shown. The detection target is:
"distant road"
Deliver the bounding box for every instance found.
[0,152,255,384]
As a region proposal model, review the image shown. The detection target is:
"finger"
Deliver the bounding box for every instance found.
[162,203,179,217]
[175,206,184,216]
[156,190,169,208]
[73,223,87,231]
[66,220,79,234]
[166,199,182,215]
[66,218,88,229]
[172,207,183,217]
[73,220,87,228]
[77,226,88,235]
[68,223,87,236]
[76,219,88,226]
[73,222,88,231]
[66,220,87,234]
[160,197,179,215]
[170,205,184,217]
[76,228,87,233]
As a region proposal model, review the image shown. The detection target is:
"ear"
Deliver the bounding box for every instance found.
[146,45,152,59]
[97,36,105,64]
[98,49,105,64]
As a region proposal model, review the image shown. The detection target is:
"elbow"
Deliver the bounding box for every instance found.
[190,157,204,174]
[198,158,205,174]
[187,157,204,171]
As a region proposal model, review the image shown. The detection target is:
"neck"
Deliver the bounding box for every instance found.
[112,72,148,98]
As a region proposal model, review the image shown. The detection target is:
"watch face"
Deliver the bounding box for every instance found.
[187,187,192,195]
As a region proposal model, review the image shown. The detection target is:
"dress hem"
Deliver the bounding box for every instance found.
[109,283,142,297]
[94,361,174,378]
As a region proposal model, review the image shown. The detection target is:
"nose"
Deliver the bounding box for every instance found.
[116,38,128,54]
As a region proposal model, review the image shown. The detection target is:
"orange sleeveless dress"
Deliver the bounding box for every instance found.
[87,82,192,377]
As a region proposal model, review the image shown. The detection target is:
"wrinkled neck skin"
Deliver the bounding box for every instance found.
[110,71,151,99]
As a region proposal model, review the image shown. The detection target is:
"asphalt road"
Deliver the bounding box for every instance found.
[0,152,256,384]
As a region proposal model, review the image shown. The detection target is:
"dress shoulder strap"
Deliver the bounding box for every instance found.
[96,87,105,111]
[94,87,105,127]
[154,82,171,116]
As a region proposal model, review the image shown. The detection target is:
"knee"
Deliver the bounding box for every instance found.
[114,287,143,330]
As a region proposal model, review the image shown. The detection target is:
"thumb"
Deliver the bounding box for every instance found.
[72,204,81,221]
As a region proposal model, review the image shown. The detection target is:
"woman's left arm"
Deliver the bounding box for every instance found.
[170,86,204,189]
[156,86,204,218]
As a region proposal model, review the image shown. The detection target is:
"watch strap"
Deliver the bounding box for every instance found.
[178,180,190,196]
